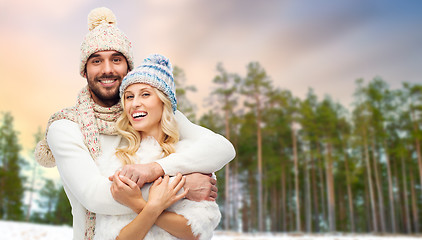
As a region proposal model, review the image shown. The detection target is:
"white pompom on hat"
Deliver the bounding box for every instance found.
[79,7,134,76]
[120,54,177,112]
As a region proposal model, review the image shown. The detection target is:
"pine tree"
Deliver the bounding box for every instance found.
[54,187,72,226]
[173,66,197,121]
[241,62,272,231]
[0,112,25,220]
[25,127,44,221]
[37,179,58,223]
[210,62,239,230]
[352,79,378,232]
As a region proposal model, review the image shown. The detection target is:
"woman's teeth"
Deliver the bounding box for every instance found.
[133,112,147,118]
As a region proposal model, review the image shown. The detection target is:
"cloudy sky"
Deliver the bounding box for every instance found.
[1,0,422,159]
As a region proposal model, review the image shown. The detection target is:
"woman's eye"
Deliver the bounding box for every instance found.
[125,95,134,99]
[142,93,150,97]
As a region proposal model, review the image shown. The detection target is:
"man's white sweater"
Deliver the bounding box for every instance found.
[47,111,235,239]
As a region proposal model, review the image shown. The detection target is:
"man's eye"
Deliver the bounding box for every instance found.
[92,59,101,64]
[113,58,122,63]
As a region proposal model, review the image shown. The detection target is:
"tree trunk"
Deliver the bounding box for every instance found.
[317,144,327,230]
[343,146,355,232]
[233,154,239,231]
[271,184,278,231]
[311,150,320,232]
[325,141,336,232]
[256,94,263,231]
[371,138,386,232]
[242,197,249,232]
[392,156,401,232]
[363,130,378,232]
[338,186,346,231]
[400,155,412,233]
[409,169,419,232]
[224,107,231,230]
[364,173,371,231]
[224,163,230,230]
[305,150,312,232]
[26,163,37,221]
[287,167,293,231]
[280,155,287,231]
[383,140,396,233]
[249,167,257,231]
[410,109,422,190]
[292,123,301,232]
[263,178,269,231]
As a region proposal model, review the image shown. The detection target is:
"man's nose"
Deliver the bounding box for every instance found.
[102,60,114,74]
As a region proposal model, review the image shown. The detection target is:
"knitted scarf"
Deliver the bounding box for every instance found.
[35,85,122,240]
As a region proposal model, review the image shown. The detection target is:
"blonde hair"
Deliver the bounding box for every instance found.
[115,87,179,165]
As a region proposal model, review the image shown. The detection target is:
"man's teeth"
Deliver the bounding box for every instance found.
[133,112,147,118]
[101,80,115,84]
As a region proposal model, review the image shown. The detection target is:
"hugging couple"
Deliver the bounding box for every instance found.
[36,7,235,240]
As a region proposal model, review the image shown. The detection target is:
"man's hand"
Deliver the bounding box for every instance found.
[184,173,218,201]
[109,162,164,188]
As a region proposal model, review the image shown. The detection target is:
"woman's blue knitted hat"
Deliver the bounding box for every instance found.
[120,54,177,112]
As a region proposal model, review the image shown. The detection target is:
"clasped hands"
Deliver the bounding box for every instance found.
[108,162,218,205]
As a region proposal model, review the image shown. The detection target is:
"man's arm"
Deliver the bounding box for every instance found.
[155,110,236,175]
[47,119,132,215]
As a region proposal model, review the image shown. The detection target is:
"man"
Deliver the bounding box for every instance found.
[35,7,235,239]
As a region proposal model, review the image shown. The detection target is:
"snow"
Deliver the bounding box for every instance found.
[1,220,72,240]
[1,220,421,240]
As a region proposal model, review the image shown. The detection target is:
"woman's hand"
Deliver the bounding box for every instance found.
[110,171,146,213]
[147,173,189,212]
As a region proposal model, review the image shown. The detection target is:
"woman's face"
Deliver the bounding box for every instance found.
[124,83,164,139]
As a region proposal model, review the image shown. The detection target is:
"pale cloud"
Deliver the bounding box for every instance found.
[2,0,86,19]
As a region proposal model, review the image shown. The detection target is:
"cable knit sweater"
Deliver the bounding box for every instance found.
[94,137,221,240]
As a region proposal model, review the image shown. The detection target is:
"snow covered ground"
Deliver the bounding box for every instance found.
[1,220,421,240]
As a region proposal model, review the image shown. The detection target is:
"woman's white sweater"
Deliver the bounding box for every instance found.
[94,137,221,240]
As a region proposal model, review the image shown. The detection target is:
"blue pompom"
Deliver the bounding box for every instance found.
[145,54,172,71]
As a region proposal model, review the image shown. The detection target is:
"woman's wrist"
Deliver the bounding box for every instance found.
[143,201,165,217]
[132,198,147,213]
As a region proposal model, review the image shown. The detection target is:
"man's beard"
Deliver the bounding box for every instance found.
[88,74,121,101]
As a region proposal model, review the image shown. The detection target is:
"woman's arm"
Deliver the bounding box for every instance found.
[114,174,195,240]
[111,173,197,240]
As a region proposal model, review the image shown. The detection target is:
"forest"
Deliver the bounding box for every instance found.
[1,61,421,234]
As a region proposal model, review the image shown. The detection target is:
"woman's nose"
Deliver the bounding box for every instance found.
[133,96,142,107]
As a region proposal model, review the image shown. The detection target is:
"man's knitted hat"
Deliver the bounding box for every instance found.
[120,54,177,112]
[79,7,134,76]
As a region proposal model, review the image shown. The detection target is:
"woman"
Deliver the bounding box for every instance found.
[94,54,223,240]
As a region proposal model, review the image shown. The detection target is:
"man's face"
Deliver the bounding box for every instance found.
[84,50,128,107]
